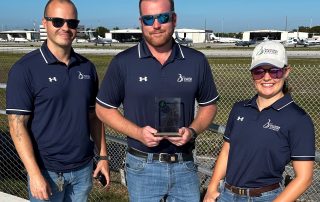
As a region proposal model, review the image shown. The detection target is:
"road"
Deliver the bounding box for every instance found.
[1,41,320,58]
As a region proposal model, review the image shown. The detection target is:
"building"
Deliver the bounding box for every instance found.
[110,29,142,42]
[39,25,47,41]
[242,30,309,42]
[0,30,40,42]
[174,28,211,43]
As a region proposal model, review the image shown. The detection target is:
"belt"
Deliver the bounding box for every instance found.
[127,147,193,163]
[225,183,280,197]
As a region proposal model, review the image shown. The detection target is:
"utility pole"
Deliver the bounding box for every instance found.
[285,16,287,31]
[221,18,224,36]
[204,18,206,31]
[204,18,207,43]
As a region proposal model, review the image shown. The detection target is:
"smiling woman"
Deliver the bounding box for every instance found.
[204,41,315,202]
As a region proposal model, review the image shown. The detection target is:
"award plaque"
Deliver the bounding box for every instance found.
[155,97,182,136]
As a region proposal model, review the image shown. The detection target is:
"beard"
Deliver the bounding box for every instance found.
[142,27,174,48]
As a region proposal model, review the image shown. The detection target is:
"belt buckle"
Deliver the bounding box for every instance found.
[159,153,168,163]
[238,188,246,196]
[159,153,177,163]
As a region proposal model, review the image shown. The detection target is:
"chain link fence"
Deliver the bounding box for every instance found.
[1,61,319,201]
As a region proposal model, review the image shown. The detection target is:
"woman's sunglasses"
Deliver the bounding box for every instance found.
[251,67,286,80]
[45,17,79,29]
[140,12,173,26]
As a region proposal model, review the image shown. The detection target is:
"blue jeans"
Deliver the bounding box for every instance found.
[125,152,200,202]
[28,161,93,202]
[217,182,282,202]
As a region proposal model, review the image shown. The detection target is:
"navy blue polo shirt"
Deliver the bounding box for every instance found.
[6,42,98,172]
[97,39,219,154]
[224,93,315,188]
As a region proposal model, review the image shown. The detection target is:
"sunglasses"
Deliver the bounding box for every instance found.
[251,67,286,80]
[45,17,79,29]
[140,12,173,26]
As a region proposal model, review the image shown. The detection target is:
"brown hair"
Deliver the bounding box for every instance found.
[139,0,175,15]
[282,80,291,94]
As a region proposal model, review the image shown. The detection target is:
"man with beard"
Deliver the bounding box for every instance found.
[96,0,218,201]
[6,0,110,201]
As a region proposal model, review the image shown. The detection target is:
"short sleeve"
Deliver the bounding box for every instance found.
[290,114,315,161]
[96,56,124,109]
[6,63,33,115]
[223,103,238,142]
[197,57,219,106]
[89,63,99,110]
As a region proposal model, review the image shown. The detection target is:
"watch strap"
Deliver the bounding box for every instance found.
[98,155,110,161]
[188,127,198,139]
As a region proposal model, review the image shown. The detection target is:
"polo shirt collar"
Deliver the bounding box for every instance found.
[244,93,294,111]
[138,38,185,61]
[39,40,83,66]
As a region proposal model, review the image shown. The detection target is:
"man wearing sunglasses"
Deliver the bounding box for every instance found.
[96,0,218,201]
[204,41,314,202]
[6,0,110,201]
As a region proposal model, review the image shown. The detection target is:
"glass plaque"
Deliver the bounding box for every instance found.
[155,97,182,136]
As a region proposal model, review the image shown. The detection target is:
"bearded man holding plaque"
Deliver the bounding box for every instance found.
[96,0,218,201]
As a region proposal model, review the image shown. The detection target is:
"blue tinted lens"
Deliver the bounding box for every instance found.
[157,13,170,24]
[142,15,155,26]
[141,12,171,26]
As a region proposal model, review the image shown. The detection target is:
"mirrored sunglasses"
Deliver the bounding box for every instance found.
[251,67,285,80]
[141,12,173,26]
[45,17,79,29]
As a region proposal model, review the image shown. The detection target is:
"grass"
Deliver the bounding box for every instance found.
[89,171,129,202]
[0,179,28,199]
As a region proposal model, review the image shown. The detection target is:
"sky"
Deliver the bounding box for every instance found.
[0,0,320,33]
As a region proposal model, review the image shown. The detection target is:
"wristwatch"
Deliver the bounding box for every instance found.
[98,155,110,161]
[188,127,198,142]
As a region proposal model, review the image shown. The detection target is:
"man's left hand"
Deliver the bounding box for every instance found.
[93,159,110,189]
[165,127,192,146]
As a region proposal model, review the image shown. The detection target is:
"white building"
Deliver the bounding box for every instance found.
[0,30,40,42]
[39,25,47,41]
[174,28,210,43]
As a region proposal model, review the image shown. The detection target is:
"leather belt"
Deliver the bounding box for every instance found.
[127,147,193,163]
[225,183,280,197]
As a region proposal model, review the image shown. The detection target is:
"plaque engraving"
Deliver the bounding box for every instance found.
[155,97,182,136]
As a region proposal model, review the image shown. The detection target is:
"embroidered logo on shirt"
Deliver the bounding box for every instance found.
[263,119,280,131]
[177,74,192,83]
[237,116,244,122]
[78,71,91,80]
[48,77,57,82]
[139,76,148,82]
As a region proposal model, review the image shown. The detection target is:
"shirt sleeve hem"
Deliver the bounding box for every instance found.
[96,98,118,109]
[291,156,315,161]
[6,109,31,115]
[223,136,230,142]
[198,95,219,106]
